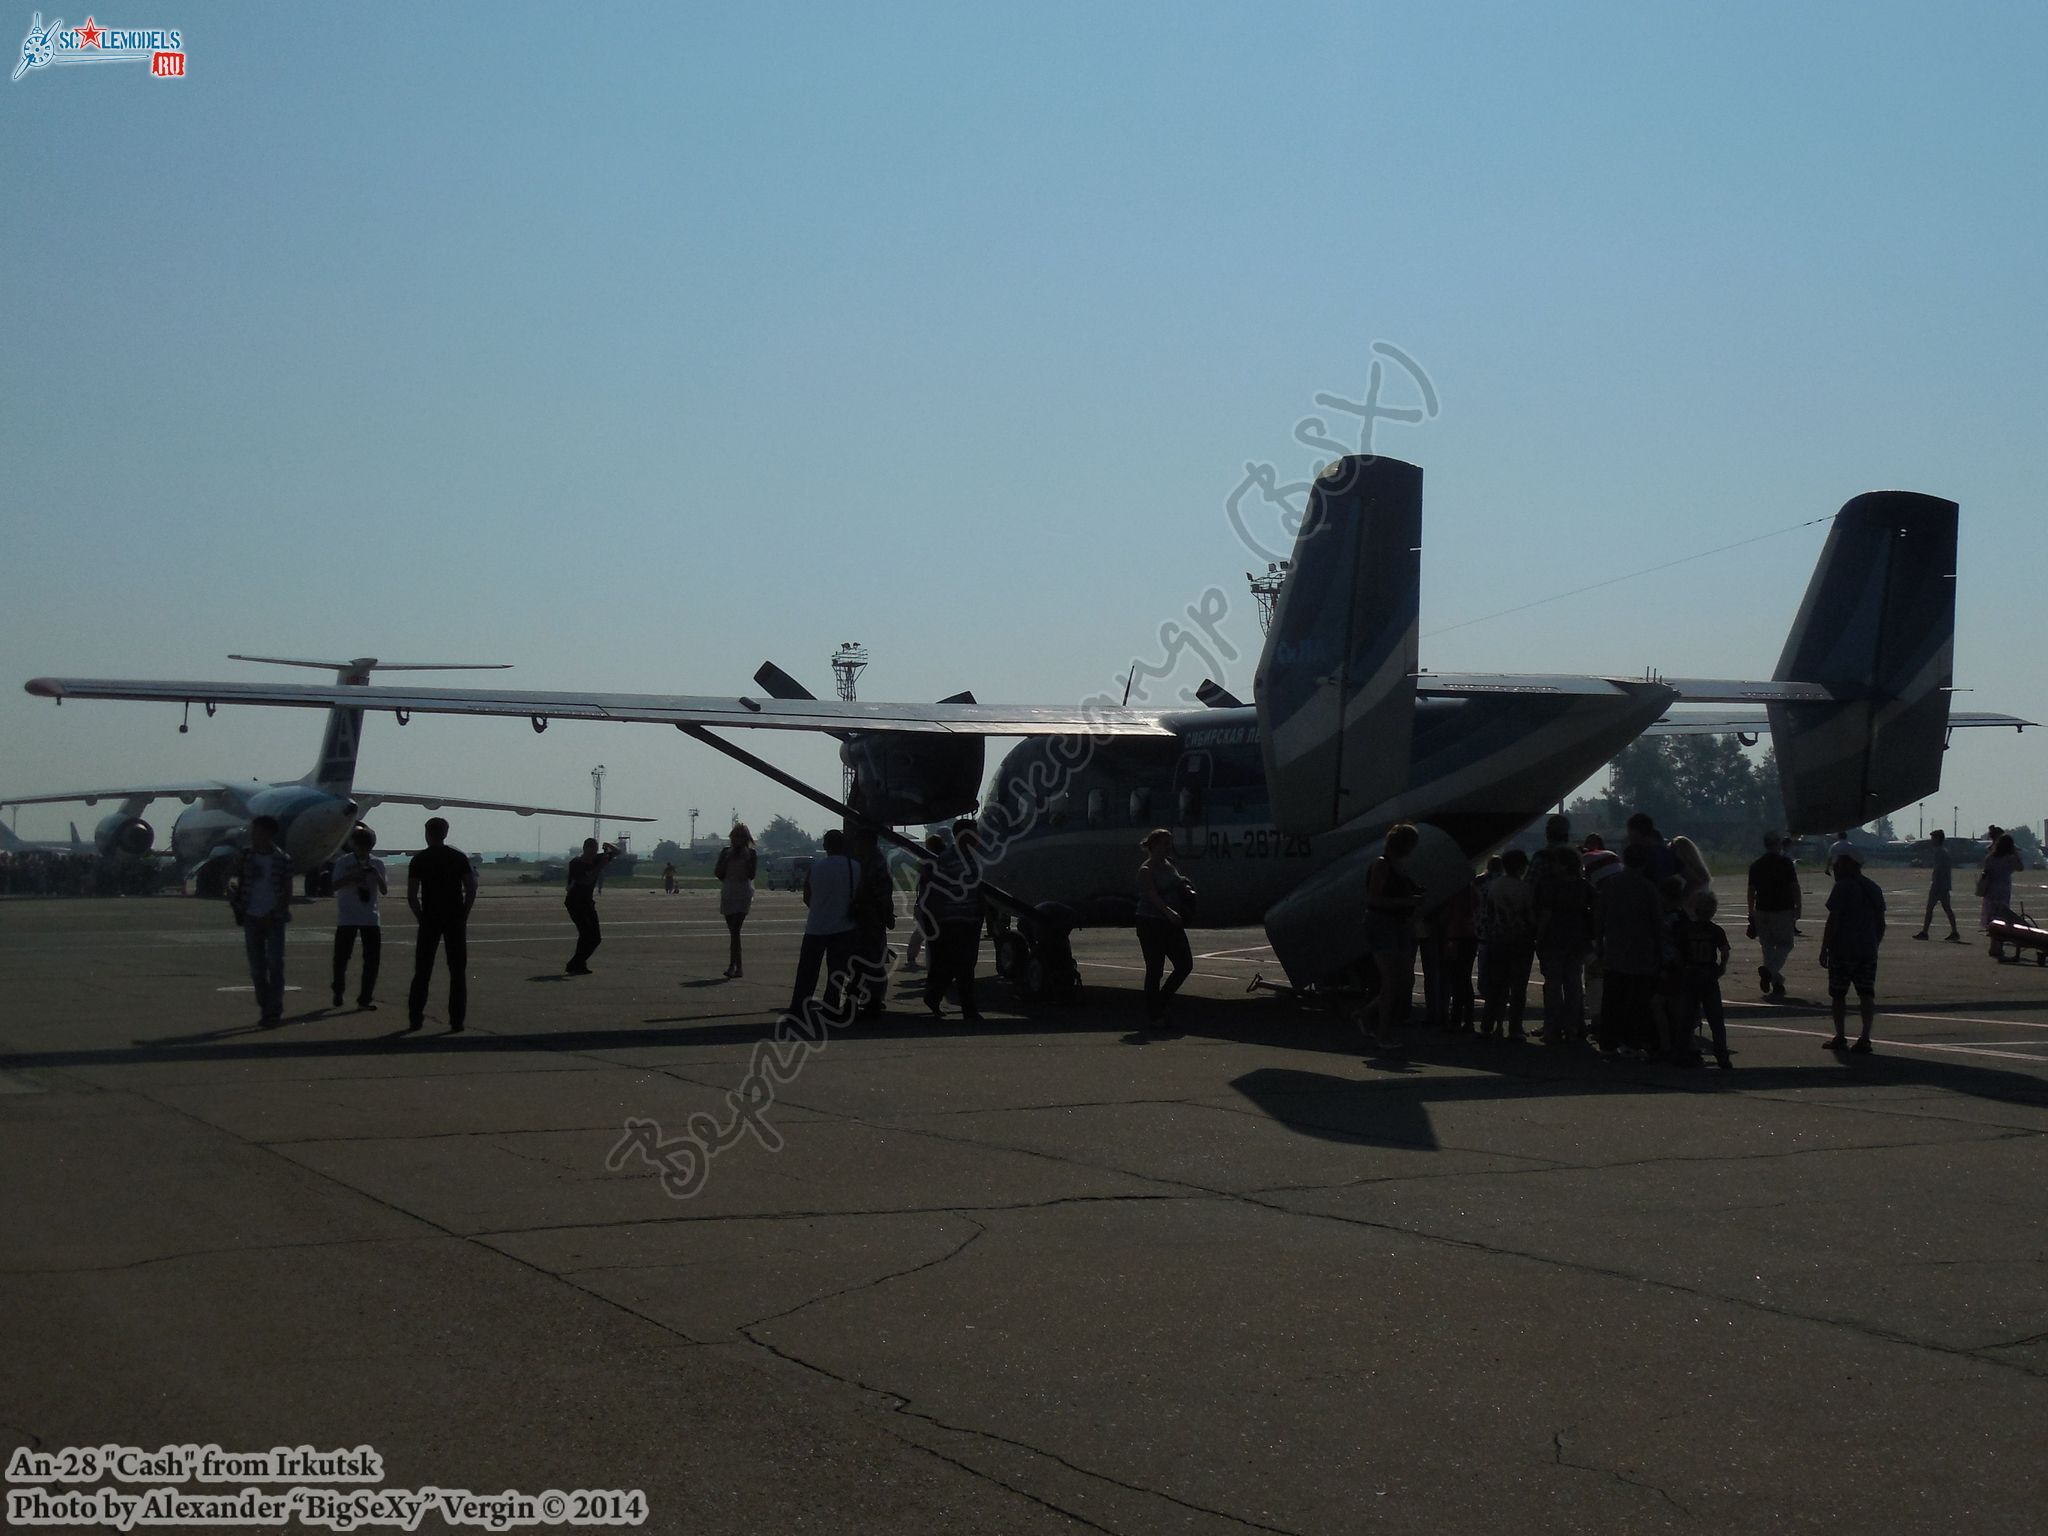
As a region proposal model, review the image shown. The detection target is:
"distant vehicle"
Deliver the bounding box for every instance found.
[765,855,812,892]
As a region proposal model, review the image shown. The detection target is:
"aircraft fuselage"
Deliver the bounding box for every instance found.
[982,686,1674,929]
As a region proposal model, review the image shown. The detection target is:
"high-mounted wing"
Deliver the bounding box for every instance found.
[23,678,1180,738]
[0,781,235,809]
[353,791,655,821]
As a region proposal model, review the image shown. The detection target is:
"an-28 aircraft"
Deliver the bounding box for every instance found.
[21,457,2032,986]
[5,656,650,895]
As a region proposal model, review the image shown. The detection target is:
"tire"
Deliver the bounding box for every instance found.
[1024,957,1046,995]
[994,931,1029,980]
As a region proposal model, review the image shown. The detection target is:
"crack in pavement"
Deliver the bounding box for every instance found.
[0,1233,447,1279]
[1553,1426,1694,1519]
[738,1316,1313,1536]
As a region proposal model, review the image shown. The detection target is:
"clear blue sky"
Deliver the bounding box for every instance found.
[4,1,2042,850]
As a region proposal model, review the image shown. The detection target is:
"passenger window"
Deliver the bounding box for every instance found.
[1178,784,1203,825]
[1086,789,1107,828]
[1129,787,1152,823]
[1047,792,1071,828]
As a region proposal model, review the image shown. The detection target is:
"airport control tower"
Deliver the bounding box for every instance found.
[830,642,867,799]
[1248,562,1290,634]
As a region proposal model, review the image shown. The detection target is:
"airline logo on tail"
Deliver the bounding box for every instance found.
[13,13,185,81]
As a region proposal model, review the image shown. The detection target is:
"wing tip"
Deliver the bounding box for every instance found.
[24,678,63,699]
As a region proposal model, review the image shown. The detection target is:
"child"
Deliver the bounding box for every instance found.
[1677,891,1733,1069]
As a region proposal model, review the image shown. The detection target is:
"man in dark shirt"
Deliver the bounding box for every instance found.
[1745,831,1802,1000]
[563,838,618,975]
[1595,844,1664,1056]
[407,817,477,1034]
[1625,812,1682,885]
[1819,848,1886,1053]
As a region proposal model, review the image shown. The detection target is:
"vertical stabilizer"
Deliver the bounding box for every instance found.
[1253,455,1422,835]
[1767,492,1957,832]
[226,655,513,798]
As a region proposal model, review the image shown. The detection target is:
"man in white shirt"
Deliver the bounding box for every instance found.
[233,814,293,1026]
[330,824,388,1009]
[788,828,861,1020]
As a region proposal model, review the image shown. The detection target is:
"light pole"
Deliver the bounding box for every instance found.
[830,642,868,799]
[688,807,700,848]
[591,765,606,845]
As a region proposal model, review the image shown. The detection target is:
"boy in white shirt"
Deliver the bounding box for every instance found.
[331,824,388,1009]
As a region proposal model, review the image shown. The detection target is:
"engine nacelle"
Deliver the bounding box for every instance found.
[840,731,984,826]
[93,813,155,858]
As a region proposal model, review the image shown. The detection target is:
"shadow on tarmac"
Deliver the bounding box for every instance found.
[11,990,2043,1136]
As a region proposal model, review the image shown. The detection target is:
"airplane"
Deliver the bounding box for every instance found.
[0,817,90,856]
[5,655,652,897]
[19,458,2034,987]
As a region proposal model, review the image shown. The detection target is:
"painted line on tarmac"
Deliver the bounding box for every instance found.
[1079,958,1264,985]
[1725,1019,2048,1065]
[1725,999,2048,1033]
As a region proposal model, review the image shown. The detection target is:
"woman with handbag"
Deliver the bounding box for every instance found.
[1980,833,2024,955]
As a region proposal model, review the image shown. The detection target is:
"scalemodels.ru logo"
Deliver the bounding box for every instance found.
[13,12,185,81]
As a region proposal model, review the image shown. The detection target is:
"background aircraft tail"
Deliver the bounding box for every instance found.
[1767,492,1957,832]
[1253,455,1422,836]
[227,655,513,797]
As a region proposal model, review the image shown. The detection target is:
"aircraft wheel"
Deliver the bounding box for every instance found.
[1024,956,1046,995]
[993,931,1029,980]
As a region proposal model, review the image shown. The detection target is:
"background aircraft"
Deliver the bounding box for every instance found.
[0,818,89,856]
[5,655,650,895]
[20,460,2032,982]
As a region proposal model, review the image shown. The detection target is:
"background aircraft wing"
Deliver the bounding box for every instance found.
[353,791,656,822]
[23,677,1181,737]
[0,782,230,809]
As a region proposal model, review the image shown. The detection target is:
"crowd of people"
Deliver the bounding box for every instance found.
[1356,812,2036,1063]
[184,804,2034,1045]
[0,849,169,897]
